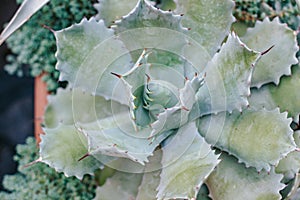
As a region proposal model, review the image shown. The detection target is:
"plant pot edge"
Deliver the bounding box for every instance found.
[34,74,48,144]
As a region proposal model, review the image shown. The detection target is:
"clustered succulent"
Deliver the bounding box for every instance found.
[4,0,96,92]
[234,0,300,29]
[0,137,97,200]
[2,0,300,199]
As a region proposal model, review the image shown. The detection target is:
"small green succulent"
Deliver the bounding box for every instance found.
[3,0,96,92]
[0,137,97,200]
[234,0,300,29]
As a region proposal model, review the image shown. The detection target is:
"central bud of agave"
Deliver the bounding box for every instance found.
[112,49,204,137]
[133,79,179,127]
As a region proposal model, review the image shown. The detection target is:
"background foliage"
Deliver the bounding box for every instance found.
[4,0,96,92]
[0,137,97,199]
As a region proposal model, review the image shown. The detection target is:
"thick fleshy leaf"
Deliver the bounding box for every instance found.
[0,0,49,46]
[56,17,113,82]
[241,17,299,88]
[94,150,162,200]
[55,17,133,101]
[206,154,285,200]
[157,122,219,200]
[197,108,296,171]
[114,0,195,64]
[174,0,235,55]
[276,151,300,180]
[114,0,212,76]
[111,49,152,126]
[276,131,300,180]
[147,50,189,88]
[136,150,162,200]
[115,0,186,32]
[44,87,118,128]
[80,112,172,165]
[94,0,139,26]
[249,65,300,123]
[94,172,143,200]
[150,75,204,137]
[39,124,102,179]
[191,33,261,118]
[145,80,179,115]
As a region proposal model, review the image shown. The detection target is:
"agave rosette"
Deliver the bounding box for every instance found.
[36,0,299,199]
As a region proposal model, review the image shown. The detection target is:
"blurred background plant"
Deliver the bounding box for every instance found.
[234,0,300,29]
[0,137,98,199]
[4,0,97,92]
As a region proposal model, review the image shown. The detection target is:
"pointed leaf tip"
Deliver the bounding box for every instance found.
[78,153,90,162]
[261,45,275,56]
[0,0,50,46]
[110,72,122,78]
[242,17,298,88]
[22,158,42,169]
[41,24,55,33]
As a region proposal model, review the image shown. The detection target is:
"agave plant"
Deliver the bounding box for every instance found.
[3,0,300,199]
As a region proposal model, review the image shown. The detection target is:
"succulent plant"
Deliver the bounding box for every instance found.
[2,0,300,199]
[0,137,97,200]
[2,0,96,92]
[234,0,300,29]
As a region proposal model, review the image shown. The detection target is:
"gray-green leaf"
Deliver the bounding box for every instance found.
[39,124,102,179]
[241,17,298,88]
[174,0,235,55]
[191,33,261,117]
[197,108,296,171]
[206,154,285,200]
[157,122,219,199]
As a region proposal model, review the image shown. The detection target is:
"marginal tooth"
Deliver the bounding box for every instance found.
[131,101,137,109]
[181,106,189,111]
[261,45,275,56]
[145,94,153,102]
[42,24,55,33]
[145,74,151,83]
[146,87,153,94]
[130,110,136,120]
[78,153,90,162]
[143,98,150,107]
